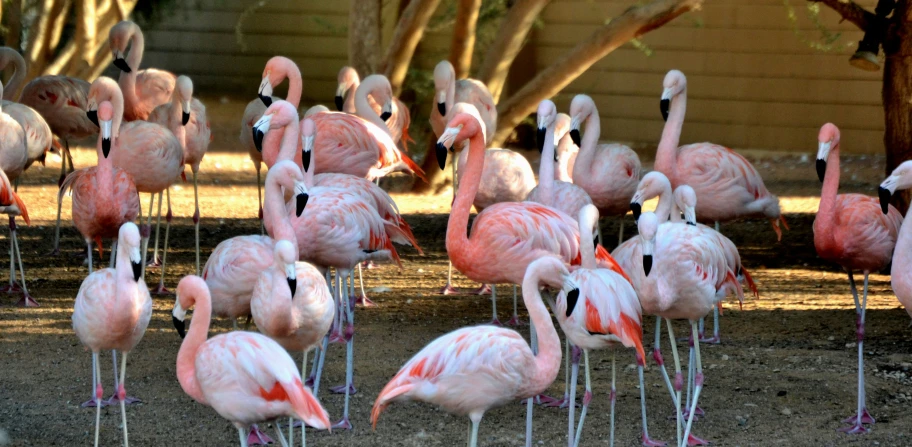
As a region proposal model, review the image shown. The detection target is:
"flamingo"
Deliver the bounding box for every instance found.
[552,204,644,447]
[656,70,786,240]
[429,60,496,144]
[148,75,211,284]
[59,100,139,273]
[0,79,33,307]
[72,222,151,447]
[108,20,176,121]
[814,123,901,434]
[0,48,55,177]
[554,112,578,183]
[172,275,332,447]
[636,211,743,447]
[568,94,641,245]
[372,257,579,447]
[336,65,413,150]
[879,161,912,321]
[86,77,183,281]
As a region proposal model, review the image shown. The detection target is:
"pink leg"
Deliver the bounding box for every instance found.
[839,272,874,433]
[567,346,581,446]
[352,266,375,307]
[81,351,107,408]
[505,285,526,326]
[637,351,667,446]
[152,194,173,295]
[487,284,501,326]
[7,218,37,307]
[472,283,492,295]
[105,351,140,405]
[247,424,274,445]
[439,261,460,295]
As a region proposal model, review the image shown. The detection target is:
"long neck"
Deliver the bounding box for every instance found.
[445,77,455,115]
[355,84,388,134]
[285,63,303,109]
[344,76,359,114]
[176,292,210,404]
[95,136,114,203]
[522,267,562,393]
[3,54,26,101]
[556,139,574,182]
[655,186,674,223]
[538,125,556,206]
[655,89,686,179]
[118,28,143,111]
[817,143,841,223]
[170,93,186,149]
[276,120,301,169]
[264,175,297,242]
[581,224,597,270]
[575,109,601,171]
[447,130,485,255]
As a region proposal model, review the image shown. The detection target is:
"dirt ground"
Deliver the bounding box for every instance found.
[1,94,911,447]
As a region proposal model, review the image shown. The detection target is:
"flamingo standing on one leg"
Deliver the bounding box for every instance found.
[656,69,786,240]
[172,275,332,447]
[108,20,176,121]
[568,94,641,246]
[72,222,151,447]
[879,161,912,321]
[59,101,139,274]
[336,65,413,150]
[0,79,33,306]
[814,123,901,434]
[372,257,579,447]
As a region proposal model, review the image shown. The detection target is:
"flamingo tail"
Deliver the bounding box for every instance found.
[94,236,104,261]
[371,383,414,430]
[399,153,428,183]
[742,266,759,299]
[285,378,331,431]
[724,269,745,310]
[390,215,423,255]
[594,245,631,283]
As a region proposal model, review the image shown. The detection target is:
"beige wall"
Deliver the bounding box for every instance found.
[144,0,884,153]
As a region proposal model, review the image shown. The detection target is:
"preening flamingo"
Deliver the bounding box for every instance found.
[656,69,786,240]
[72,222,151,447]
[59,101,139,273]
[336,65,413,150]
[0,48,55,175]
[553,204,644,447]
[568,94,641,245]
[172,275,332,447]
[0,79,33,306]
[108,20,176,121]
[814,123,901,434]
[372,257,579,447]
[879,161,912,320]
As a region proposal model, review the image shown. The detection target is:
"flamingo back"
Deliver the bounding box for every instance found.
[203,235,276,320]
[814,193,902,272]
[62,166,140,251]
[2,101,53,167]
[113,120,183,193]
[574,143,641,217]
[19,75,95,140]
[124,68,176,121]
[72,268,152,352]
[458,148,536,211]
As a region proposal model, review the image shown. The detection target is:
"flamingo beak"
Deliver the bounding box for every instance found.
[131,249,142,282]
[295,181,309,217]
[565,288,580,317]
[101,119,112,158]
[879,186,892,215]
[258,76,273,107]
[335,84,346,111]
[181,100,191,126]
[630,202,642,221]
[112,57,131,73]
[660,88,673,121]
[537,127,547,153]
[87,109,99,128]
[569,115,581,147]
[172,299,187,339]
[643,254,653,277]
[437,102,446,116]
[302,135,313,172]
[436,142,448,171]
[592,234,599,250]
[380,102,392,122]
[252,113,272,153]
[287,263,297,297]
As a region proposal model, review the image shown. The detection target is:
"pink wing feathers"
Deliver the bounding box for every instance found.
[19,75,95,140]
[203,235,276,319]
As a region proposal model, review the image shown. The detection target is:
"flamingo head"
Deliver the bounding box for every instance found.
[638,212,659,276]
[569,94,595,147]
[252,100,298,153]
[172,276,208,339]
[536,99,557,154]
[661,70,687,121]
[532,257,581,316]
[578,204,601,251]
[300,118,315,173]
[816,123,840,182]
[436,111,481,170]
[270,160,309,216]
[673,185,698,226]
[108,21,137,73]
[275,240,298,297]
[630,171,671,222]
[98,101,114,158]
[259,56,293,106]
[176,76,193,126]
[879,160,912,215]
[433,60,455,116]
[117,222,142,282]
[335,66,359,111]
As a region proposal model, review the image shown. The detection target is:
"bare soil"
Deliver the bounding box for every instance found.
[0,95,910,446]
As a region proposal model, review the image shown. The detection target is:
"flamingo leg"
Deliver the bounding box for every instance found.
[681,322,708,447]
[311,335,328,398]
[273,421,290,447]
[139,193,156,281]
[469,414,481,447]
[543,338,572,408]
[567,345,580,446]
[666,319,683,447]
[489,284,501,326]
[149,190,163,267]
[107,350,140,405]
[117,352,130,447]
[255,162,264,235]
[5,218,15,291]
[246,424,274,445]
[193,170,201,275]
[154,189,172,295]
[440,158,460,295]
[653,316,677,405]
[638,349,667,446]
[617,218,624,246]
[110,242,117,269]
[50,141,69,255]
[238,427,249,447]
[840,271,874,433]
[506,284,523,326]
[354,263,375,307]
[81,349,106,408]
[332,270,355,429]
[93,352,101,447]
[573,349,597,447]
[10,217,35,307]
[87,241,93,274]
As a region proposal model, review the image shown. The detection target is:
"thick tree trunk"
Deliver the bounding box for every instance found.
[476,0,552,103]
[491,0,701,146]
[380,0,442,95]
[882,1,912,212]
[449,0,482,78]
[5,0,22,52]
[349,0,382,76]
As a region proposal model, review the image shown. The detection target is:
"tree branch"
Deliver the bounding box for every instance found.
[491,0,701,146]
[349,0,382,76]
[380,0,442,95]
[810,0,876,32]
[448,0,482,79]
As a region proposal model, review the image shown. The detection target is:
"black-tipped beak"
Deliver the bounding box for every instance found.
[630,202,642,221]
[172,315,186,339]
[816,159,826,183]
[536,127,546,153]
[87,110,99,127]
[879,186,892,215]
[380,110,392,121]
[102,138,111,158]
[253,128,265,153]
[131,260,142,282]
[436,142,448,171]
[643,254,653,277]
[570,129,581,147]
[182,111,190,126]
[565,288,580,317]
[259,94,272,107]
[113,58,131,73]
[334,95,344,111]
[302,149,311,173]
[437,102,446,116]
[592,234,599,250]
[660,99,670,121]
[296,193,309,217]
[287,277,297,297]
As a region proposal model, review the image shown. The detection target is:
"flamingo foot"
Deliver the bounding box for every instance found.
[842,408,875,425]
[438,283,460,295]
[146,255,162,268]
[46,247,60,256]
[686,433,709,446]
[355,295,376,307]
[329,331,346,344]
[641,433,667,446]
[505,314,526,327]
[362,260,377,270]
[540,394,578,408]
[332,416,353,430]
[471,284,492,295]
[699,334,721,344]
[487,317,503,326]
[105,394,141,406]
[683,406,706,419]
[330,383,357,395]
[838,423,871,434]
[247,425,274,445]
[16,294,39,307]
[151,283,171,295]
[80,397,107,408]
[304,375,315,388]
[0,281,23,294]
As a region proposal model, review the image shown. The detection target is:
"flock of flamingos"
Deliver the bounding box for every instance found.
[0,18,911,447]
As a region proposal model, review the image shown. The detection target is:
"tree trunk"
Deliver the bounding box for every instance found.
[24,0,56,80]
[883,0,912,212]
[380,0,442,95]
[349,0,382,76]
[5,0,22,52]
[476,0,552,103]
[449,0,482,78]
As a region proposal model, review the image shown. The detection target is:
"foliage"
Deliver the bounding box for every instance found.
[782,0,856,52]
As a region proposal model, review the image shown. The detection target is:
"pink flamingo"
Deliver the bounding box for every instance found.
[149,75,211,281]
[87,77,183,278]
[568,94,641,245]
[429,60,496,145]
[336,65,413,150]
[814,123,901,434]
[372,257,579,447]
[0,48,55,176]
[59,100,139,273]
[72,222,151,447]
[636,211,743,447]
[108,20,176,121]
[656,70,786,240]
[553,204,644,447]
[0,79,33,306]
[554,112,578,182]
[879,161,912,321]
[172,275,332,447]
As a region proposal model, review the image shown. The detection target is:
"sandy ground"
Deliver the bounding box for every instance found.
[0,96,910,446]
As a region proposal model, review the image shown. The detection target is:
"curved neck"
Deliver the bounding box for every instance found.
[817,143,841,222]
[284,63,303,109]
[575,108,601,173]
[522,266,561,393]
[344,76,359,114]
[264,174,297,242]
[445,77,455,114]
[355,84,388,134]
[556,139,574,182]
[448,130,485,254]
[118,27,143,111]
[176,292,209,404]
[95,132,114,203]
[3,53,26,101]
[655,186,674,223]
[170,93,186,149]
[538,125,556,206]
[276,119,301,169]
[655,89,686,179]
[581,223,597,270]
